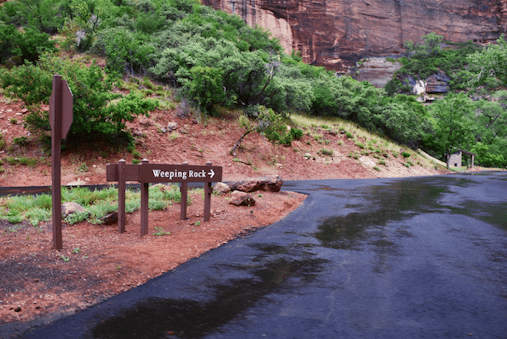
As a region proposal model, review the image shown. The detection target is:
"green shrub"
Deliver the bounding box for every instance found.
[401,151,411,158]
[5,157,17,165]
[13,136,28,146]
[290,128,303,140]
[0,24,57,64]
[18,157,37,167]
[132,150,141,159]
[0,54,158,143]
[0,133,5,150]
[319,148,334,156]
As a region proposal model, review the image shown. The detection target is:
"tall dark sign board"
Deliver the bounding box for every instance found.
[50,74,73,250]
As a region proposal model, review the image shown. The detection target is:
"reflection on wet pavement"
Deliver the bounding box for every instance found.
[91,245,329,339]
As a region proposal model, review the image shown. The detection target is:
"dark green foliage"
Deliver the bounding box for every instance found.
[187,66,224,114]
[93,28,155,75]
[0,24,56,64]
[467,35,507,88]
[0,54,158,142]
[471,142,505,168]
[290,128,303,140]
[427,93,476,160]
[0,0,64,34]
[251,106,294,145]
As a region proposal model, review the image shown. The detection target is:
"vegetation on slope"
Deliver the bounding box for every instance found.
[0,0,505,168]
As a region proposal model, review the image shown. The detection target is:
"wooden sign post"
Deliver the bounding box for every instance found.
[49,74,73,250]
[106,161,222,236]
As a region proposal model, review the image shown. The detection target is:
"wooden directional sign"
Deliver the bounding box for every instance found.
[49,79,73,139]
[107,161,222,236]
[139,163,222,183]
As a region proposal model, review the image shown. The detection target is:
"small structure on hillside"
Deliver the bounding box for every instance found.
[447,150,477,168]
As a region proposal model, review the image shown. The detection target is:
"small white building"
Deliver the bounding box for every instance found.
[447,150,476,168]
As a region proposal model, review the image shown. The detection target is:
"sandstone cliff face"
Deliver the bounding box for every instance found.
[203,0,507,72]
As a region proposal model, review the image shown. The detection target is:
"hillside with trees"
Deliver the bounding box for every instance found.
[0,0,505,169]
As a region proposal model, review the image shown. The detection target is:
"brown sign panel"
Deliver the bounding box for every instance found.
[140,164,222,183]
[49,91,55,131]
[106,163,141,182]
[49,79,73,139]
[61,80,73,139]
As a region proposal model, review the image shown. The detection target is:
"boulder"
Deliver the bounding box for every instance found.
[101,212,118,225]
[228,175,283,193]
[213,182,230,195]
[61,202,87,217]
[229,191,256,206]
[425,72,450,93]
[167,122,178,131]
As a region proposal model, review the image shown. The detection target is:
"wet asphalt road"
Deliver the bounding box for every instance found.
[19,172,507,338]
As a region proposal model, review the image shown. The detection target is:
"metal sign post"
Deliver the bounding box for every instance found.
[49,74,73,250]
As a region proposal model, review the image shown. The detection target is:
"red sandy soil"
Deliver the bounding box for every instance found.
[0,91,487,336]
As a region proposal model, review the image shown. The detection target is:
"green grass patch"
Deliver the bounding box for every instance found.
[0,185,187,226]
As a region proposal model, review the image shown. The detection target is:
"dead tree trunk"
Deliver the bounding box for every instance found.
[230,129,255,157]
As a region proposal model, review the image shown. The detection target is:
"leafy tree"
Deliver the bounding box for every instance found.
[0,24,20,64]
[379,94,432,147]
[0,0,63,34]
[187,66,225,114]
[415,32,443,58]
[93,27,155,75]
[467,34,507,87]
[428,93,476,164]
[473,93,507,144]
[230,106,293,156]
[471,142,505,168]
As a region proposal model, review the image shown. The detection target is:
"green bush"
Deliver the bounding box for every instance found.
[0,54,158,143]
[319,148,334,156]
[256,106,293,145]
[0,133,5,150]
[0,24,56,65]
[290,128,303,140]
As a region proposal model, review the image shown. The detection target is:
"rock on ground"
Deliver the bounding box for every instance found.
[228,175,283,193]
[229,191,256,206]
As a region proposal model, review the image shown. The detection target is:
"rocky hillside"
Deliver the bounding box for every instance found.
[203,0,507,73]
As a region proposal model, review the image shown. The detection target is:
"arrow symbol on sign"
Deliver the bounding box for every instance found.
[208,168,215,179]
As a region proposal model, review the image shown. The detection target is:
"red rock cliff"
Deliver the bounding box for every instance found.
[203,0,507,72]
